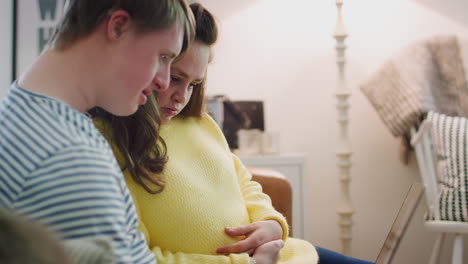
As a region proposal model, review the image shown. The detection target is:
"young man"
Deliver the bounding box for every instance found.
[0,0,194,263]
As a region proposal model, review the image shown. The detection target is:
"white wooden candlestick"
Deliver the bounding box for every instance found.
[334,0,354,255]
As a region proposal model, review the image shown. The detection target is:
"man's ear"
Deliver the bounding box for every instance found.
[106,10,132,40]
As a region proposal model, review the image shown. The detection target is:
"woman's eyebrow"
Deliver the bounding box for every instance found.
[172,67,189,79]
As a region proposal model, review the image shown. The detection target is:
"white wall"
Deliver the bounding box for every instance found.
[0,0,65,99]
[412,0,468,28]
[0,0,12,97]
[198,0,468,262]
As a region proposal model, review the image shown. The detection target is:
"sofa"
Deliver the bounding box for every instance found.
[249,167,293,236]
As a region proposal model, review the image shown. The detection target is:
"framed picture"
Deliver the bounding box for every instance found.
[12,0,68,81]
[205,96,265,149]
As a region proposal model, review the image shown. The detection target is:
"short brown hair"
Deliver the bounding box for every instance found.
[51,0,195,52]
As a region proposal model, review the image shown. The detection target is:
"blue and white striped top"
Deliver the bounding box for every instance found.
[0,83,155,264]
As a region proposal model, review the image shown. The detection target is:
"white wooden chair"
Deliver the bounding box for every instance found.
[411,120,468,264]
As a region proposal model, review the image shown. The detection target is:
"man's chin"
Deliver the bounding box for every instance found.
[110,105,138,117]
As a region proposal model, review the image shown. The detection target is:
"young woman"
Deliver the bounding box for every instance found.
[0,0,194,263]
[98,3,374,264]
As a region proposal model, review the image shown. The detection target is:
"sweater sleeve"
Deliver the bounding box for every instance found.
[232,154,289,241]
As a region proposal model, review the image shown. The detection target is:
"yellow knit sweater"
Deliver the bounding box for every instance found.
[98,114,318,264]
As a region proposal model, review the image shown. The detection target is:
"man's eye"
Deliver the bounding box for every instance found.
[171,76,180,82]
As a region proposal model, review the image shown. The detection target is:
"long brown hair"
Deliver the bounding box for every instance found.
[178,2,219,118]
[92,94,167,194]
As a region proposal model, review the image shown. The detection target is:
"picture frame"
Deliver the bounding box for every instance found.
[205,96,265,149]
[12,0,67,81]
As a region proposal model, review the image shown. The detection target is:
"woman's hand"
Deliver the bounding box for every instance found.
[216,220,283,255]
[251,239,284,264]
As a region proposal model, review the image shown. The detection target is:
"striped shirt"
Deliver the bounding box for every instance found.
[0,83,155,264]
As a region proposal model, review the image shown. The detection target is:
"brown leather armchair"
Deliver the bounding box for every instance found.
[248,167,293,236]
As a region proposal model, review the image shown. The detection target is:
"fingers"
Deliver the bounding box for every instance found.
[216,239,253,255]
[252,239,284,264]
[229,221,282,241]
[260,239,284,253]
[217,221,283,256]
[224,224,255,237]
[217,223,258,255]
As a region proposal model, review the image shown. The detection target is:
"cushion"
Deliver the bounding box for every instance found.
[427,111,468,221]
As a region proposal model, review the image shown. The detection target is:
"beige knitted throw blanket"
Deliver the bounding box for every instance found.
[361,35,468,163]
[361,35,468,139]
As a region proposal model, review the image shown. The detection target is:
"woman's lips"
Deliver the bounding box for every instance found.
[162,107,178,117]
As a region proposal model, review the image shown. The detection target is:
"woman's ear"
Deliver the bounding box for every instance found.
[106,10,132,40]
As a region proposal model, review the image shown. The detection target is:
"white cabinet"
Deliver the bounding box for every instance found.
[238,153,307,239]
